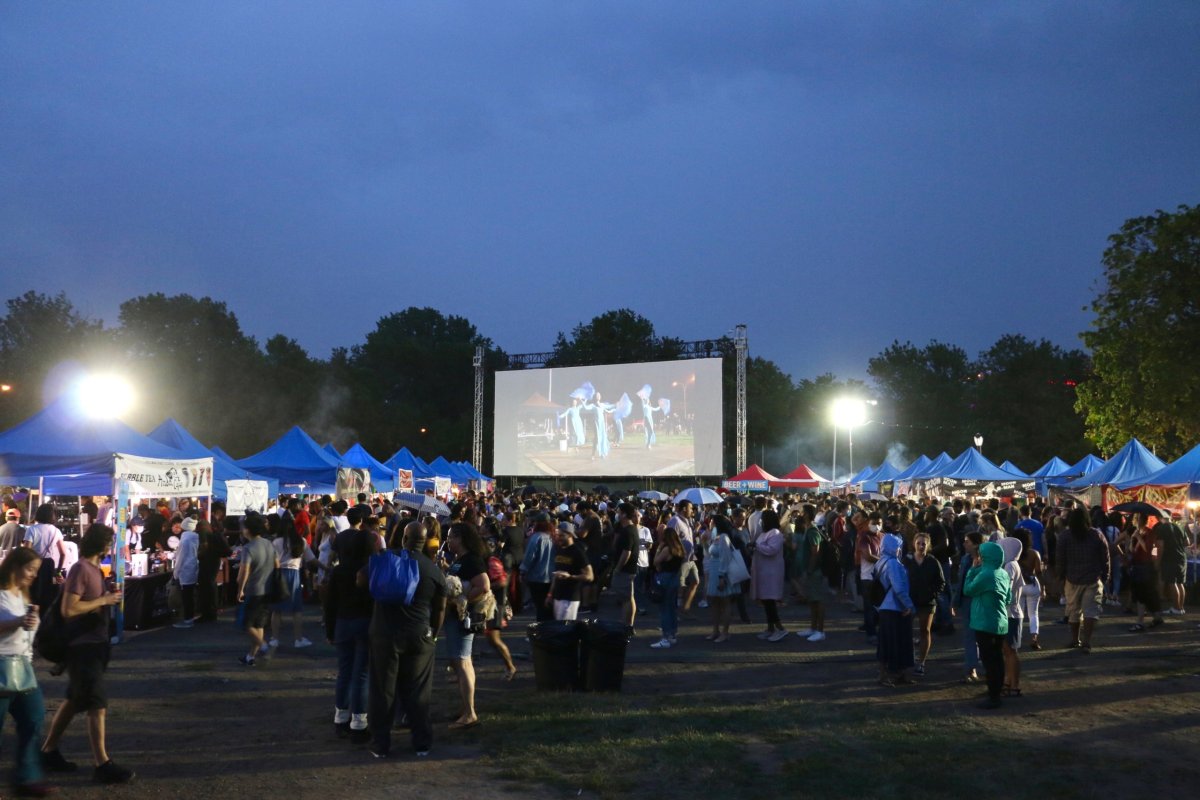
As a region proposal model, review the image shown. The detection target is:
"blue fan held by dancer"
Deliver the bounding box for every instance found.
[612,392,633,446]
[637,384,668,449]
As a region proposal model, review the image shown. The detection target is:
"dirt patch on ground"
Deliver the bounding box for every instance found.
[27,596,1200,798]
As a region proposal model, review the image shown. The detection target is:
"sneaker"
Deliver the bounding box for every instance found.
[415,750,430,758]
[756,630,773,640]
[294,637,313,648]
[268,637,280,648]
[767,629,789,643]
[806,631,826,643]
[172,619,194,629]
[697,599,709,609]
[238,655,256,667]
[649,638,673,649]
[258,644,270,656]
[40,750,77,773]
[93,760,135,784]
[795,629,816,638]
[913,663,926,675]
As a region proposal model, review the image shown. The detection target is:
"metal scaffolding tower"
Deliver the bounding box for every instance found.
[734,323,747,473]
[472,346,483,470]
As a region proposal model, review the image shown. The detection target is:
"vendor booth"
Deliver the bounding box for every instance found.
[0,398,214,638]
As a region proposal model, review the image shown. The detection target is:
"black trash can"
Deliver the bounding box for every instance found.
[580,619,633,692]
[527,621,584,691]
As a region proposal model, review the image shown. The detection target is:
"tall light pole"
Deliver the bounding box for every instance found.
[974,433,984,455]
[831,398,868,481]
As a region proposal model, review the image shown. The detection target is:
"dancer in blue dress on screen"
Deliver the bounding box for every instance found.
[582,392,615,459]
[557,397,586,450]
[637,384,665,449]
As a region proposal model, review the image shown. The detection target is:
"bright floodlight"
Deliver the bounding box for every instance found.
[76,373,136,419]
[830,397,868,429]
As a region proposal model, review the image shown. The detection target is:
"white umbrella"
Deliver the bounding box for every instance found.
[672,487,724,506]
[394,492,451,517]
[637,490,670,501]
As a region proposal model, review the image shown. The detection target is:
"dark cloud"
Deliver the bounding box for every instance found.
[2,2,1198,380]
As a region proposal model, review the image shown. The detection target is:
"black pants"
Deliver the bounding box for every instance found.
[196,577,219,622]
[527,581,552,622]
[762,599,782,628]
[735,581,751,622]
[975,631,1006,701]
[368,632,436,754]
[181,583,196,621]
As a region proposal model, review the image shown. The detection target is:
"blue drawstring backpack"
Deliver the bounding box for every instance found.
[368,549,420,604]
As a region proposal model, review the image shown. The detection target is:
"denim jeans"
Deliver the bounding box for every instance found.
[334,617,370,714]
[658,572,679,639]
[0,685,45,786]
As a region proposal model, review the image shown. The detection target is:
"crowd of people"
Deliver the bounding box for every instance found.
[0,485,1194,789]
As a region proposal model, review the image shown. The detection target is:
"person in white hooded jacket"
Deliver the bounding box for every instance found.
[998,536,1025,696]
[173,517,201,628]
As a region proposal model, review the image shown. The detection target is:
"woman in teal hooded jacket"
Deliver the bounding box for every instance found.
[965,540,1012,709]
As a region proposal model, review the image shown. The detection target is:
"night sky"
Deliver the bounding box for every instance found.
[3,2,1198,382]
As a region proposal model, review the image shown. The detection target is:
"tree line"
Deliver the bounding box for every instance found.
[1,205,1195,476]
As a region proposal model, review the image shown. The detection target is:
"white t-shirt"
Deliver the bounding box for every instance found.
[0,590,33,657]
[23,523,64,567]
[637,525,653,569]
[273,537,317,570]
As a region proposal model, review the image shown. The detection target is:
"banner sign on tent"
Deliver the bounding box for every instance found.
[397,469,414,492]
[722,479,769,492]
[225,480,269,515]
[336,468,371,501]
[434,477,452,498]
[113,454,213,498]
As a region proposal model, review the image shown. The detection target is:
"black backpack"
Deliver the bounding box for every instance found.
[818,532,841,584]
[34,587,71,664]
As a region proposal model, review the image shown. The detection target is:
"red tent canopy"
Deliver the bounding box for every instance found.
[770,464,828,489]
[726,464,778,482]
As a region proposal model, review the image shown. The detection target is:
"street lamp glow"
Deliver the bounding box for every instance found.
[830,398,868,429]
[75,373,136,419]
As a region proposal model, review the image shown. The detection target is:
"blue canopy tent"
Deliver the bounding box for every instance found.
[1032,457,1071,478]
[455,461,493,485]
[340,443,397,492]
[893,455,932,481]
[322,443,341,460]
[147,418,279,500]
[999,460,1030,477]
[858,461,903,494]
[1045,454,1107,488]
[211,445,237,461]
[0,398,213,496]
[428,456,472,487]
[1113,442,1200,500]
[236,426,341,493]
[917,448,1037,496]
[385,447,436,478]
[889,454,932,496]
[909,452,955,480]
[1062,439,1165,491]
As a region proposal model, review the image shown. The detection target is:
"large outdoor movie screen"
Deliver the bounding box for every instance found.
[493,358,723,477]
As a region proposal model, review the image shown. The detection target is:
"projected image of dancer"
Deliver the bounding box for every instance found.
[583,392,615,460]
[612,392,632,448]
[637,384,664,449]
[557,397,585,451]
